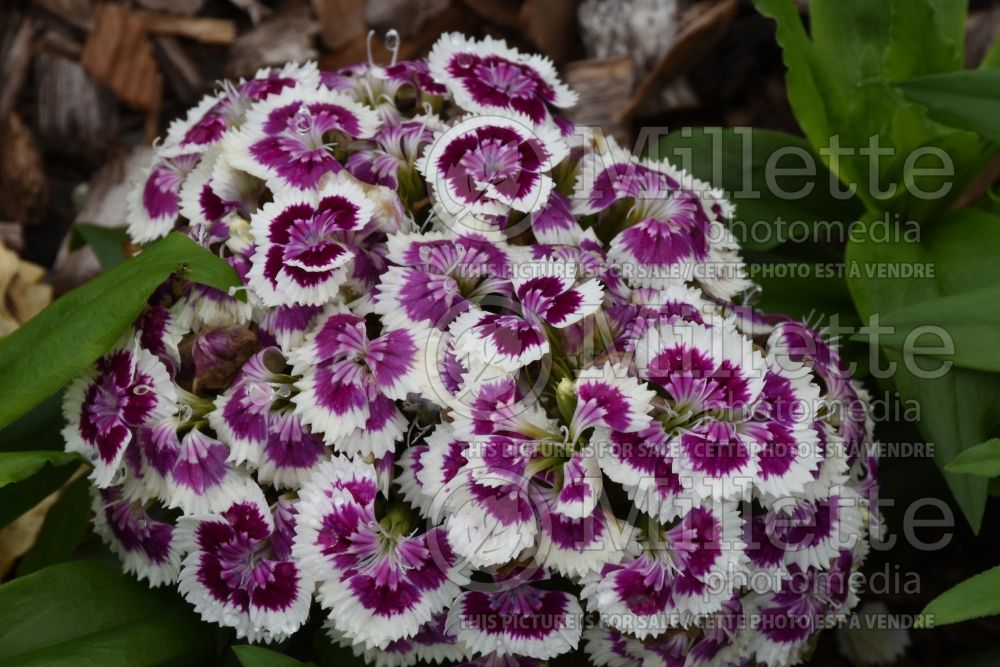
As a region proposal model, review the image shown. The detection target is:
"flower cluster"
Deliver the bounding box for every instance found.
[64,33,880,666]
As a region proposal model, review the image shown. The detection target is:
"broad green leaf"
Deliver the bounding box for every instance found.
[0,394,74,529]
[808,0,890,92]
[234,645,311,667]
[16,476,92,575]
[0,451,81,488]
[657,128,862,251]
[846,212,1000,531]
[921,564,1000,625]
[0,561,216,665]
[882,0,964,82]
[836,73,988,219]
[898,69,1000,143]
[946,439,1000,478]
[854,285,1000,372]
[72,224,128,271]
[753,0,845,152]
[0,232,241,429]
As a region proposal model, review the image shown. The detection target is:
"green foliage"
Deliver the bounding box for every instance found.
[898,70,1000,143]
[747,0,1000,532]
[946,439,1000,478]
[0,450,81,488]
[233,645,314,667]
[921,565,1000,626]
[0,232,242,429]
[657,128,863,251]
[16,476,93,575]
[0,561,217,666]
[71,224,128,271]
[0,394,73,530]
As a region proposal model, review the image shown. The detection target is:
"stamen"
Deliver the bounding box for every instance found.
[384,29,401,66]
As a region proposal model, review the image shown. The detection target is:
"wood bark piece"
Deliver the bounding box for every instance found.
[143,13,237,45]
[227,0,271,25]
[619,0,739,122]
[311,0,366,50]
[31,0,94,31]
[0,113,47,227]
[460,0,522,29]
[80,3,162,111]
[153,35,203,104]
[36,26,84,58]
[392,3,478,62]
[227,4,319,78]
[136,0,204,15]
[35,52,118,158]
[967,6,1000,67]
[317,33,369,71]
[520,0,581,65]
[564,56,634,145]
[0,18,35,120]
[366,0,450,38]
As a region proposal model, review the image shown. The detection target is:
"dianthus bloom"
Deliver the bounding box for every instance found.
[66,32,880,666]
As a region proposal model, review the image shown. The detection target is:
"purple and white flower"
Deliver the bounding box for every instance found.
[127,153,202,243]
[418,114,568,233]
[176,481,313,642]
[446,583,584,660]
[92,486,181,586]
[246,174,375,307]
[63,341,177,487]
[580,504,747,638]
[294,457,468,649]
[225,84,380,191]
[427,33,577,126]
[375,231,514,330]
[290,309,435,456]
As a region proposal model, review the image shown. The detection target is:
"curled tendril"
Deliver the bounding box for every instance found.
[367,29,402,68]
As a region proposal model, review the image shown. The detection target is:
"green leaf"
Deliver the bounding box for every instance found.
[0,561,216,666]
[233,645,311,667]
[946,439,1000,478]
[853,285,1000,372]
[898,70,1000,143]
[16,476,92,575]
[72,224,128,271]
[808,0,891,92]
[846,211,1000,532]
[922,564,1000,625]
[753,0,845,152]
[656,128,862,251]
[882,0,964,82]
[0,232,242,429]
[0,395,74,529]
[0,451,81,488]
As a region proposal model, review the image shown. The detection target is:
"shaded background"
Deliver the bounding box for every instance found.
[1,1,1000,665]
